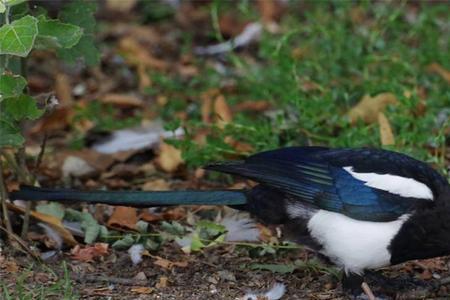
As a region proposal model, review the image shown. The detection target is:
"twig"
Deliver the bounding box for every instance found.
[0,224,39,259]
[361,282,376,300]
[71,273,151,286]
[34,134,48,170]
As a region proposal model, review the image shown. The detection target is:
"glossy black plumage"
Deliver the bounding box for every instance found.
[206,147,447,221]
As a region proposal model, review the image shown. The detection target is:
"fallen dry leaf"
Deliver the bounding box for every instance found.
[118,37,168,71]
[100,93,144,108]
[427,63,450,84]
[131,286,154,294]
[7,203,78,246]
[138,207,186,223]
[30,107,73,135]
[214,95,233,128]
[257,0,285,24]
[234,100,271,112]
[106,0,137,12]
[71,243,109,262]
[201,88,220,123]
[378,112,395,146]
[156,276,169,289]
[152,255,188,270]
[141,179,170,191]
[348,93,398,124]
[107,206,138,231]
[54,73,73,105]
[156,141,184,173]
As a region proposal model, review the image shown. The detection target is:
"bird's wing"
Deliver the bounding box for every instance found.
[206,147,443,222]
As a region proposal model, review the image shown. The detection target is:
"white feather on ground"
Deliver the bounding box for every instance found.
[220,214,260,242]
[38,222,63,249]
[241,283,286,300]
[128,244,145,265]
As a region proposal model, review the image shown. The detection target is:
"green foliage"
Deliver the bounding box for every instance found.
[35,15,83,49]
[0,0,99,148]
[0,15,37,57]
[36,202,65,219]
[154,2,449,175]
[57,0,100,66]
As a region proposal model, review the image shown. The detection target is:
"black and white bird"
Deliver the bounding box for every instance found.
[11,147,450,295]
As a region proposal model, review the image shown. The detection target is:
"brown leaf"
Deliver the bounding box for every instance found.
[427,63,450,84]
[152,255,188,270]
[54,73,73,105]
[107,206,138,231]
[131,286,154,294]
[214,95,233,128]
[156,141,184,173]
[30,107,73,135]
[234,101,271,112]
[156,276,169,289]
[118,37,168,71]
[257,0,285,24]
[7,203,78,246]
[71,243,109,262]
[137,64,152,92]
[348,93,398,124]
[100,93,144,108]
[200,89,220,123]
[106,0,137,12]
[141,179,170,191]
[378,112,395,146]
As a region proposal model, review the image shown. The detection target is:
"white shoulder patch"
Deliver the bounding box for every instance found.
[343,166,433,200]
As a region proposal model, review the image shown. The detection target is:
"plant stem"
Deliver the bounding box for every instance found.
[0,158,13,239]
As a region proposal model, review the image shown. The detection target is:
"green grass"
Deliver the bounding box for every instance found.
[1,262,78,300]
[148,2,449,175]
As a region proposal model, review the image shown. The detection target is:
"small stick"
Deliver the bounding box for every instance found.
[361,282,376,300]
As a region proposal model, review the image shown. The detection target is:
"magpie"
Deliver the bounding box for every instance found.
[10,147,450,295]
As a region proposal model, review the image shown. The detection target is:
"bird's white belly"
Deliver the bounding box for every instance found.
[307,210,410,274]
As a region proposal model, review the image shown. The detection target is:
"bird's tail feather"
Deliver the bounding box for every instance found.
[10,185,248,207]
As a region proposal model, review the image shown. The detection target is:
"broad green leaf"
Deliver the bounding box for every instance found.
[59,0,96,34]
[161,221,185,236]
[36,202,65,220]
[5,0,28,6]
[112,234,135,250]
[3,94,43,120]
[57,35,100,66]
[0,119,23,147]
[136,220,149,233]
[190,232,205,251]
[36,16,83,49]
[0,2,5,13]
[57,0,99,66]
[0,74,26,100]
[0,15,38,57]
[249,263,297,274]
[144,238,160,251]
[80,212,100,244]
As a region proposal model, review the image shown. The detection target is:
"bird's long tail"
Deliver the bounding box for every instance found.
[9,185,248,208]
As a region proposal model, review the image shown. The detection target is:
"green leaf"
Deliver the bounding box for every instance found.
[0,15,38,57]
[161,221,185,236]
[57,0,99,66]
[80,212,100,244]
[36,202,65,220]
[136,220,149,233]
[190,232,205,252]
[0,119,23,147]
[57,35,100,66]
[0,2,5,13]
[112,234,135,250]
[143,238,160,251]
[36,16,83,49]
[249,263,297,274]
[2,94,43,121]
[0,74,27,100]
[5,0,28,6]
